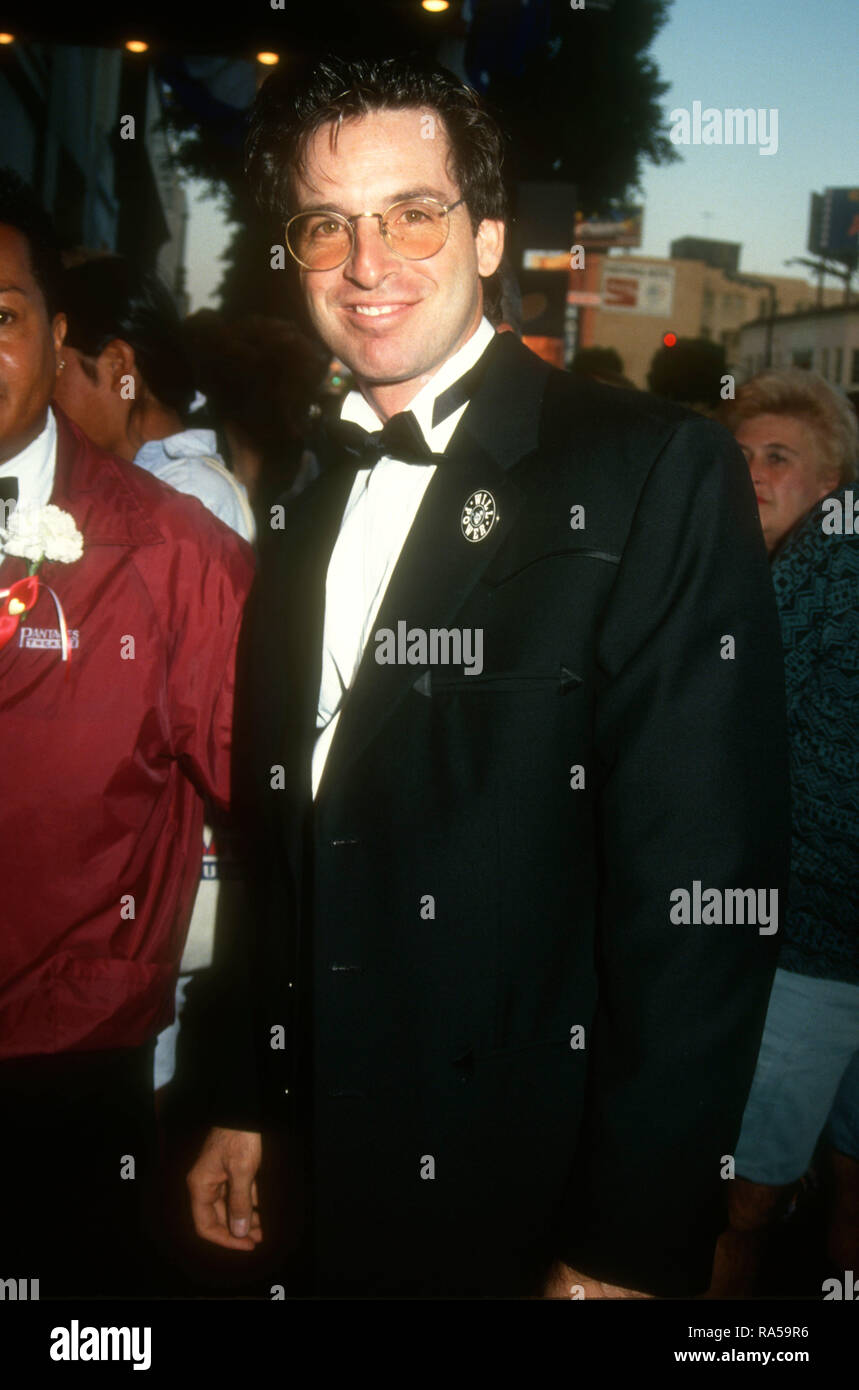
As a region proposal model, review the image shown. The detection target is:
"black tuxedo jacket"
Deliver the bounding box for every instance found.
[206,333,790,1298]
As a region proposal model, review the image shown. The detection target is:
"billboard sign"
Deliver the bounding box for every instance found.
[818,188,859,261]
[601,263,675,316]
[574,206,643,248]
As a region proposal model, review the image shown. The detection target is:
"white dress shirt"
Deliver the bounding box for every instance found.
[0,407,57,546]
[312,315,496,798]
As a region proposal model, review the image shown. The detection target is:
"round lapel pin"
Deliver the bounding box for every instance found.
[461,489,498,543]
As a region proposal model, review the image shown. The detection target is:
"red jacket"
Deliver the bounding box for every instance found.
[0,407,254,1058]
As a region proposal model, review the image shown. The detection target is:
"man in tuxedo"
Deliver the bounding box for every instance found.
[188,55,791,1299]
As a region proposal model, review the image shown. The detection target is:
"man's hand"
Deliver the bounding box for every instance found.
[187,1127,263,1251]
[542,1258,655,1299]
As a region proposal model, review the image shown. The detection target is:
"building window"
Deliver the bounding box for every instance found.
[821,347,830,379]
[834,347,843,384]
[851,348,859,385]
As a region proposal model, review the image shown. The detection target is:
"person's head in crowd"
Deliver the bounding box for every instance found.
[0,167,66,464]
[53,256,195,462]
[647,337,727,414]
[571,346,636,390]
[719,368,859,554]
[183,310,329,502]
[244,54,506,414]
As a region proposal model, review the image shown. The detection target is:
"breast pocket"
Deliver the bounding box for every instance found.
[484,542,622,591]
[422,666,583,696]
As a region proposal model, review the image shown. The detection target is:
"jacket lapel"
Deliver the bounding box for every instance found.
[259,460,362,790]
[316,334,549,798]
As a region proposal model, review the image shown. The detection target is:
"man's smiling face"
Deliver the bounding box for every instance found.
[291,107,504,416]
[0,223,65,464]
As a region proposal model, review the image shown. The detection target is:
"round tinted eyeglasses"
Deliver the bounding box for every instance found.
[285,197,465,271]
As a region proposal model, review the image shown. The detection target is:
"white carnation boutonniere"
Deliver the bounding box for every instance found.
[0,504,84,666]
[2,502,84,570]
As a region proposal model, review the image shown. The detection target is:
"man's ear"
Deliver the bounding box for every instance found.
[102,338,137,392]
[475,219,505,277]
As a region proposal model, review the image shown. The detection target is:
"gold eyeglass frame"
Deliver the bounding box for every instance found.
[284,196,465,270]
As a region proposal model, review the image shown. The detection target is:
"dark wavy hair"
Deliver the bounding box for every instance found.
[245,54,508,232]
[0,167,64,318]
[60,256,196,417]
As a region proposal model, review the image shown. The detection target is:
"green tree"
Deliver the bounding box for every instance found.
[474,0,678,208]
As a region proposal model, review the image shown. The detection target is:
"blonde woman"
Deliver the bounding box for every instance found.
[713,371,859,1294]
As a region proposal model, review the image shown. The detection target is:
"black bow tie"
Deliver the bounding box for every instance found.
[0,476,19,508]
[332,410,442,467]
[331,341,495,468]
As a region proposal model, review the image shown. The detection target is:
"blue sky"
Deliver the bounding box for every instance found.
[636,0,858,276]
[185,0,858,308]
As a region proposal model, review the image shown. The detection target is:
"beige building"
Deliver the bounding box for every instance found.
[574,250,842,388]
[736,305,859,389]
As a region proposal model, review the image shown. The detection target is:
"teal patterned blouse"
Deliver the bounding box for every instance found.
[770,484,859,983]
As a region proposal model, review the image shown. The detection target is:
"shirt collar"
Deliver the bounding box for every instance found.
[44,403,162,548]
[0,406,57,511]
[135,429,219,467]
[340,316,497,453]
